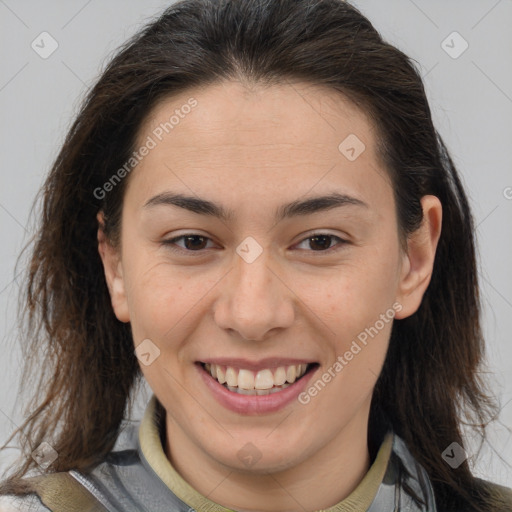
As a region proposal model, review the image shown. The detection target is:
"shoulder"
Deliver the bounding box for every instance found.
[0,419,141,512]
[475,478,512,508]
[0,471,109,512]
[437,478,512,512]
[0,494,51,512]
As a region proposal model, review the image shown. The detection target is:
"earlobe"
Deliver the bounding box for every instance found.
[394,195,442,319]
[97,212,130,323]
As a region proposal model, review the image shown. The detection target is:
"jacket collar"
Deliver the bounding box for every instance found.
[137,395,437,511]
[70,394,437,511]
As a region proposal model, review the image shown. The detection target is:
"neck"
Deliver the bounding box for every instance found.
[165,401,373,512]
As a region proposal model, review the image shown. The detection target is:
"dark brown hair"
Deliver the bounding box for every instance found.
[0,0,507,510]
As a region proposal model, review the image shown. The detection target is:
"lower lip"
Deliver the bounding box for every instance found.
[196,363,318,415]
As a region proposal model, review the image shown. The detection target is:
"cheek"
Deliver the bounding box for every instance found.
[319,256,400,339]
[308,298,393,423]
[310,244,399,391]
[126,268,193,338]
[122,249,222,356]
[119,240,186,335]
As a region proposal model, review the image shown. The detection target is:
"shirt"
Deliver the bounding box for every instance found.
[0,393,446,511]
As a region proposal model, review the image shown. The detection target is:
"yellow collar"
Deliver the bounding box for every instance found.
[138,394,393,512]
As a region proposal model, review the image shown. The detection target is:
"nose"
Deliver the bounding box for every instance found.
[213,248,295,342]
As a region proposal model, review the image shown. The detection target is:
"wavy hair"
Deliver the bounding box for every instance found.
[0,0,507,510]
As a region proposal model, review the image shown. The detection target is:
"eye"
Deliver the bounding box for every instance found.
[162,232,348,255]
[294,233,348,252]
[162,234,216,254]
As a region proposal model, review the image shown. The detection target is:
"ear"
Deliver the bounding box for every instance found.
[97,212,130,323]
[394,195,442,319]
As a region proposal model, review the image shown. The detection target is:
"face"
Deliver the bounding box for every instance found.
[99,80,440,479]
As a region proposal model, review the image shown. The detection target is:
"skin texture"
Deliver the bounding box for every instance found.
[98,80,442,512]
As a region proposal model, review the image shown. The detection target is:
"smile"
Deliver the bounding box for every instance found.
[202,362,311,395]
[197,360,319,414]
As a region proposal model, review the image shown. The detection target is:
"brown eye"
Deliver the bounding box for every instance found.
[309,234,335,251]
[295,233,347,252]
[181,235,209,250]
[162,234,214,253]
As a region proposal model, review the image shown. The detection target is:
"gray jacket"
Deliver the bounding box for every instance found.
[0,421,438,511]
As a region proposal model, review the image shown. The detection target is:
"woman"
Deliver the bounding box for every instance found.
[0,0,510,510]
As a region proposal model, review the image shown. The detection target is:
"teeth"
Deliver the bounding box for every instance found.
[203,363,309,391]
[226,384,292,396]
[238,369,255,390]
[254,369,274,390]
[274,366,287,386]
[216,365,226,384]
[225,366,237,387]
[286,365,296,384]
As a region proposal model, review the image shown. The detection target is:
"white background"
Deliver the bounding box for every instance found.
[0,0,511,487]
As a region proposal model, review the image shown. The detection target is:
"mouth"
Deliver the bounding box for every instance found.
[199,361,319,396]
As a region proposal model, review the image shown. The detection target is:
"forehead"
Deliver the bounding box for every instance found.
[129,80,391,212]
[140,80,377,157]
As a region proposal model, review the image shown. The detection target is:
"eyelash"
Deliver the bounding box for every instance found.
[161,232,348,255]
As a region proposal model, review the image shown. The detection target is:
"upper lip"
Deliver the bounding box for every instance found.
[198,358,317,372]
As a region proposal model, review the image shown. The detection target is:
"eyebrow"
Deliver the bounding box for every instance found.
[143,191,368,223]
